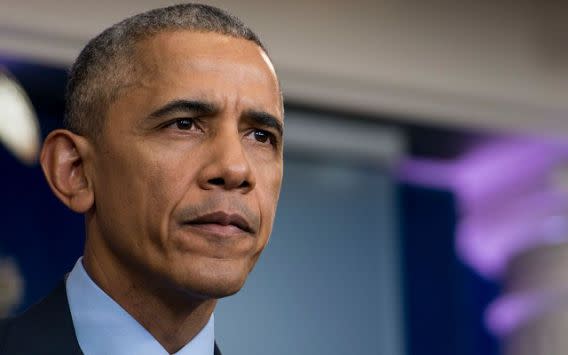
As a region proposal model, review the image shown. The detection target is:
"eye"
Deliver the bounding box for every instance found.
[245,128,279,149]
[163,118,198,131]
[253,130,271,144]
[173,118,194,130]
[247,129,278,147]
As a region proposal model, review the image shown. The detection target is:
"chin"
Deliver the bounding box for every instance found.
[171,258,252,299]
[193,281,244,299]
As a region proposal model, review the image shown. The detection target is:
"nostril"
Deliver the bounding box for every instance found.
[208,177,224,186]
[206,177,251,190]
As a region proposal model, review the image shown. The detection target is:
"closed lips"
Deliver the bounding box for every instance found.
[185,211,254,233]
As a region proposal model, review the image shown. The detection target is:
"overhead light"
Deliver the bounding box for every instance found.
[0,69,40,165]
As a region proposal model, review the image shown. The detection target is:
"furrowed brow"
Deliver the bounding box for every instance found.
[245,110,284,137]
[148,99,217,119]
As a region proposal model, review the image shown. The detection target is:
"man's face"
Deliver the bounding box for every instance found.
[89,31,283,298]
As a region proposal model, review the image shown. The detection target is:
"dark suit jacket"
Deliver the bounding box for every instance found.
[0,282,222,355]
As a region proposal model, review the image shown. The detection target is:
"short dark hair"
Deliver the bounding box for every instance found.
[65,3,267,139]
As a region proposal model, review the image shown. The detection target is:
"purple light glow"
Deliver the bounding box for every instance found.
[397,159,456,189]
[398,137,568,279]
[486,288,568,337]
[456,187,568,278]
[451,140,568,215]
[486,291,548,337]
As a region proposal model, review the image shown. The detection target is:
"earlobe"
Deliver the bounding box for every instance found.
[40,129,95,213]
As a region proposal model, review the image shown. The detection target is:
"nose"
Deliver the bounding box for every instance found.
[197,130,256,193]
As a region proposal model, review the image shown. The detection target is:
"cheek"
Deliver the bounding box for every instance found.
[247,165,281,270]
[139,147,200,232]
[256,162,283,238]
[96,142,192,241]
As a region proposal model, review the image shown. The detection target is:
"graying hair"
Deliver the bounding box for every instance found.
[65,3,267,138]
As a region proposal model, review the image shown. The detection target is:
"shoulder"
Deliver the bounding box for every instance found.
[0,316,9,335]
[0,317,12,352]
[0,282,82,354]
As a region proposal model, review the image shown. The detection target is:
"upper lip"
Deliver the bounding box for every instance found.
[185,211,254,233]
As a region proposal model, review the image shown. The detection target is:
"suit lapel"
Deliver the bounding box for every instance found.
[214,342,222,355]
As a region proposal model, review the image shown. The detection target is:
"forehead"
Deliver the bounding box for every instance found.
[127,31,281,110]
[139,30,274,69]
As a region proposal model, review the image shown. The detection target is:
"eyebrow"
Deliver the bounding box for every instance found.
[245,110,284,137]
[148,99,217,118]
[148,99,283,136]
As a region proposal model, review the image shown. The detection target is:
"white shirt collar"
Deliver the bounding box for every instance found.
[66,257,215,355]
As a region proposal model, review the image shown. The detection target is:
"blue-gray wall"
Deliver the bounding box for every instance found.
[217,155,405,355]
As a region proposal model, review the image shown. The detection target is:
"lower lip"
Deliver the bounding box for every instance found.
[182,223,248,237]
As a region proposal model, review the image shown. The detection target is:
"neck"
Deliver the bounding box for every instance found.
[82,239,216,354]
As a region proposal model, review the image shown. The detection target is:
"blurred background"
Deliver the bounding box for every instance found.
[1,1,568,354]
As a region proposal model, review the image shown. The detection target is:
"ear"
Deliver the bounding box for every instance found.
[40,129,95,213]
